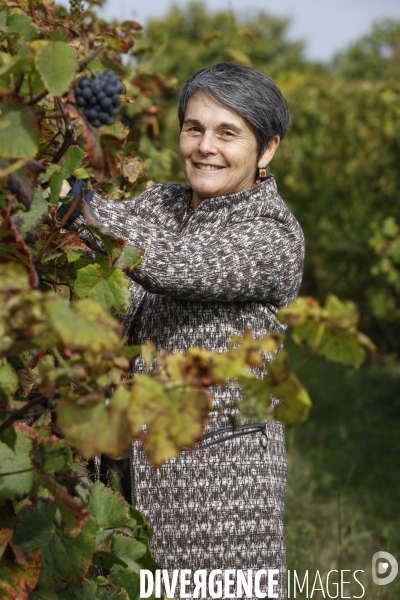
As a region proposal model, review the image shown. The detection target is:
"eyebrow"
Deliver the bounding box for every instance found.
[183,118,243,132]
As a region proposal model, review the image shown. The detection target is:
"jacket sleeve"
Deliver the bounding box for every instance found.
[83,193,305,307]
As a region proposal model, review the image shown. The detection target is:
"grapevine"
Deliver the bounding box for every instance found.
[74,70,124,128]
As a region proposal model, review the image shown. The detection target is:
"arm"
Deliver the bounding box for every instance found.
[86,192,305,306]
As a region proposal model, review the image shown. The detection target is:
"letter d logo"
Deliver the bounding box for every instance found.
[372,551,398,585]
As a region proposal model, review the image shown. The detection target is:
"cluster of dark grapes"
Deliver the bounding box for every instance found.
[74,71,124,128]
[69,0,83,13]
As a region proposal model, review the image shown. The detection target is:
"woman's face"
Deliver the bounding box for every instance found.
[179,91,278,206]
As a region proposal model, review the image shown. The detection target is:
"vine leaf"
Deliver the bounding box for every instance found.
[266,351,312,425]
[0,359,19,405]
[57,386,133,459]
[128,376,210,467]
[45,297,122,353]
[279,295,375,368]
[0,212,38,287]
[0,102,40,159]
[73,262,130,314]
[110,533,147,570]
[0,424,37,502]
[34,41,78,97]
[13,187,48,239]
[0,528,14,560]
[0,547,41,600]
[13,499,97,589]
[89,483,129,534]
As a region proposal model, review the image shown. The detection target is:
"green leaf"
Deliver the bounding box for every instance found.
[0,212,39,287]
[57,386,133,459]
[31,591,63,600]
[111,533,146,570]
[324,294,360,329]
[89,483,129,533]
[0,423,36,501]
[62,146,86,178]
[0,415,17,450]
[318,330,366,368]
[114,245,142,271]
[13,187,48,239]
[7,13,38,41]
[0,102,39,158]
[0,358,18,404]
[266,351,312,425]
[109,565,142,600]
[13,499,97,588]
[38,436,73,475]
[48,171,64,206]
[73,263,130,314]
[57,581,98,600]
[12,499,55,547]
[45,297,121,353]
[34,41,78,97]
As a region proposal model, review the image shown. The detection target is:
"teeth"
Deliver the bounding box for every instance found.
[195,164,222,171]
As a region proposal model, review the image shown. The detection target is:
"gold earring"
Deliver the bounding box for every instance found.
[258,167,268,179]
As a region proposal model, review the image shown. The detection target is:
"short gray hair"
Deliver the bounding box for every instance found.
[178,63,290,158]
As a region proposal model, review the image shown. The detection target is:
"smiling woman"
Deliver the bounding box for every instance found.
[179,92,280,206]
[77,63,304,600]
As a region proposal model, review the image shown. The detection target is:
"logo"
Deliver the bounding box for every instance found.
[372,551,398,586]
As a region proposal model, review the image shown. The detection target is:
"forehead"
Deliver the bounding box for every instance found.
[184,91,251,130]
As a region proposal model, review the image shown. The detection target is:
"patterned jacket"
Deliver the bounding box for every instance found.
[78,175,305,600]
[83,176,305,343]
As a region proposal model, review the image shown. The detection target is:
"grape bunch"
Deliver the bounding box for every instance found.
[74,71,124,128]
[69,0,83,13]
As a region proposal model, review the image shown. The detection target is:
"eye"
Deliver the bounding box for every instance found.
[220,130,235,138]
[185,125,202,134]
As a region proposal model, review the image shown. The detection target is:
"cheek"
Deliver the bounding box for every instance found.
[179,135,194,160]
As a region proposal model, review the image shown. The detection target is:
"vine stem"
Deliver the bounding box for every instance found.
[33,189,84,263]
[28,0,38,23]
[0,468,35,476]
[51,99,76,165]
[78,43,107,70]
[14,74,24,95]
[27,90,48,106]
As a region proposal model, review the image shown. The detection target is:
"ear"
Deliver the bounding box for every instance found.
[257,135,280,168]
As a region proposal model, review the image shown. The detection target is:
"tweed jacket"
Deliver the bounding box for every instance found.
[83,176,304,600]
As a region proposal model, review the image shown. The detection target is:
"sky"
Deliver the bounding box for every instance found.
[88,0,400,62]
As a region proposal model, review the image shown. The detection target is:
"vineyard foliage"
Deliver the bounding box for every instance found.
[0,0,375,597]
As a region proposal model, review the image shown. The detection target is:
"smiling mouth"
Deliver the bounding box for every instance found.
[194,163,224,171]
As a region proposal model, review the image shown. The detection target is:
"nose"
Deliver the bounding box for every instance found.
[197,130,217,155]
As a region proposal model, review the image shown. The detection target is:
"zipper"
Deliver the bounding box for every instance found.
[178,198,195,232]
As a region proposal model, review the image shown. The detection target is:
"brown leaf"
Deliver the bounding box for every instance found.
[122,159,143,183]
[133,72,166,96]
[0,548,41,600]
[128,376,211,467]
[0,528,14,560]
[101,33,134,54]
[9,543,38,566]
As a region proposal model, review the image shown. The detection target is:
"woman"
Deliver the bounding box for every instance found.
[81,63,304,599]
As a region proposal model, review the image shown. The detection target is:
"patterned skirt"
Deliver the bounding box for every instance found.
[118,293,289,599]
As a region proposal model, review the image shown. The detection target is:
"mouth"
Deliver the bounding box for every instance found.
[194,163,224,171]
